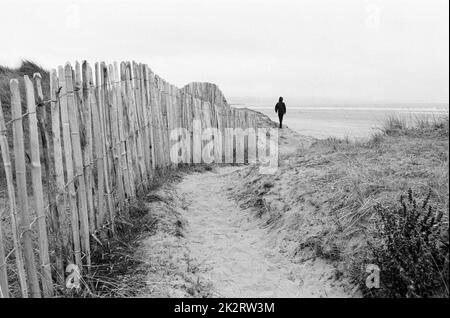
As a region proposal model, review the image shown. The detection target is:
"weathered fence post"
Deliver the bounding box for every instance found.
[50,69,72,281]
[34,72,65,282]
[58,66,82,269]
[99,62,115,233]
[115,62,132,199]
[90,63,105,230]
[10,78,41,297]
[0,97,8,298]
[120,62,136,196]
[108,63,125,210]
[131,62,147,187]
[0,200,7,298]
[0,99,28,298]
[81,62,96,235]
[24,75,53,297]
[65,64,91,268]
[144,65,157,171]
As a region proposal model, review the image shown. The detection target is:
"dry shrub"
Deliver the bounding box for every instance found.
[380,115,408,136]
[362,189,449,298]
[54,200,158,298]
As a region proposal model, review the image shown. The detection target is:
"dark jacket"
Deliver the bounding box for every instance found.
[275,102,286,115]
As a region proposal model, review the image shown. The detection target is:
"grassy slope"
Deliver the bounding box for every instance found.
[231,112,449,297]
[0,60,50,112]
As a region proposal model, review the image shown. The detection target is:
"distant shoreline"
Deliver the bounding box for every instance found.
[234,104,449,113]
[244,105,449,140]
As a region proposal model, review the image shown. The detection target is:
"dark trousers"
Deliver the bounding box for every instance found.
[278,113,284,128]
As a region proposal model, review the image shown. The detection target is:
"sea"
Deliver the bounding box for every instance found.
[231,100,449,140]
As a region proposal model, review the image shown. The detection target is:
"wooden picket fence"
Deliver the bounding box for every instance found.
[0,60,257,298]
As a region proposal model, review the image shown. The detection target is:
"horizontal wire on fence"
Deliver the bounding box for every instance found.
[2,98,56,127]
[0,79,228,113]
[1,105,237,134]
[0,247,16,268]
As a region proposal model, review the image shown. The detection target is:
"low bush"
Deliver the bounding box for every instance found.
[363,189,449,297]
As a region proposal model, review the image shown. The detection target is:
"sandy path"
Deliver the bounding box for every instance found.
[142,127,351,297]
[176,166,304,298]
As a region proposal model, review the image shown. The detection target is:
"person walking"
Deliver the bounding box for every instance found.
[275,97,286,128]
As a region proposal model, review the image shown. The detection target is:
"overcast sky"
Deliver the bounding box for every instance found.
[1,0,448,104]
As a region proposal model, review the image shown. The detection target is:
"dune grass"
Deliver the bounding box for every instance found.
[0,60,49,112]
[378,113,449,137]
[312,115,449,297]
[232,113,449,297]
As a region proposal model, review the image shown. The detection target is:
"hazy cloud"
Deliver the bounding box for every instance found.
[1,0,448,103]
